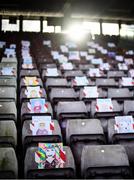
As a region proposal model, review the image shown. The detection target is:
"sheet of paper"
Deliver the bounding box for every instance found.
[35,143,66,169]
[115,116,134,133]
[83,86,99,98]
[96,98,113,112]
[29,98,47,113]
[25,86,41,98]
[30,116,54,135]
[73,76,89,86]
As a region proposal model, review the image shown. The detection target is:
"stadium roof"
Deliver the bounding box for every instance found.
[0,0,134,22]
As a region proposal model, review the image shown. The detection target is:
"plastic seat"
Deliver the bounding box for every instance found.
[0,101,17,121]
[96,78,118,88]
[108,88,133,100]
[108,117,134,165]
[64,70,84,80]
[1,57,17,63]
[0,87,16,102]
[108,71,126,79]
[0,62,17,70]
[0,120,17,148]
[0,77,17,88]
[45,78,69,90]
[20,87,47,103]
[49,88,78,104]
[66,119,105,176]
[20,69,40,78]
[22,119,62,149]
[24,146,76,178]
[90,100,123,118]
[21,101,53,124]
[81,145,130,178]
[124,100,134,115]
[0,147,18,178]
[56,101,88,120]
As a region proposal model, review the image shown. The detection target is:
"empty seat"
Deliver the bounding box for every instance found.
[108,117,134,164]
[49,88,78,104]
[66,119,105,176]
[0,101,17,121]
[24,146,76,178]
[124,100,134,115]
[108,71,126,78]
[57,101,88,120]
[0,77,17,88]
[20,69,40,78]
[1,57,17,63]
[0,120,17,148]
[0,62,17,70]
[45,78,69,90]
[0,87,16,102]
[81,145,130,178]
[96,78,118,88]
[108,88,133,100]
[64,70,84,80]
[22,119,62,149]
[0,147,18,178]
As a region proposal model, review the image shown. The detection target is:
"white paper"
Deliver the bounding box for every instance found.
[25,86,41,98]
[69,51,80,60]
[121,77,134,86]
[30,116,53,135]
[88,48,96,54]
[115,55,124,62]
[115,116,134,133]
[83,86,99,98]
[88,68,101,77]
[129,69,134,77]
[118,63,128,70]
[99,63,110,70]
[96,98,113,112]
[46,68,59,76]
[73,76,89,86]
[125,58,133,65]
[61,63,73,70]
[91,58,103,65]
[60,45,68,53]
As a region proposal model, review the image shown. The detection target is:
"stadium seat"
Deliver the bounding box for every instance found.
[45,78,69,90]
[81,145,131,178]
[0,120,17,148]
[0,77,17,88]
[49,88,78,104]
[56,101,88,120]
[108,117,134,165]
[22,119,62,149]
[24,146,76,178]
[20,69,40,78]
[0,87,16,102]
[0,147,18,178]
[108,71,126,79]
[108,88,133,100]
[124,100,134,115]
[0,101,17,121]
[96,78,118,88]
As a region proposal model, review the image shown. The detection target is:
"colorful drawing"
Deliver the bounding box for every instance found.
[25,86,42,98]
[73,76,89,86]
[28,98,48,113]
[30,116,54,135]
[1,67,14,75]
[23,76,39,86]
[35,143,66,169]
